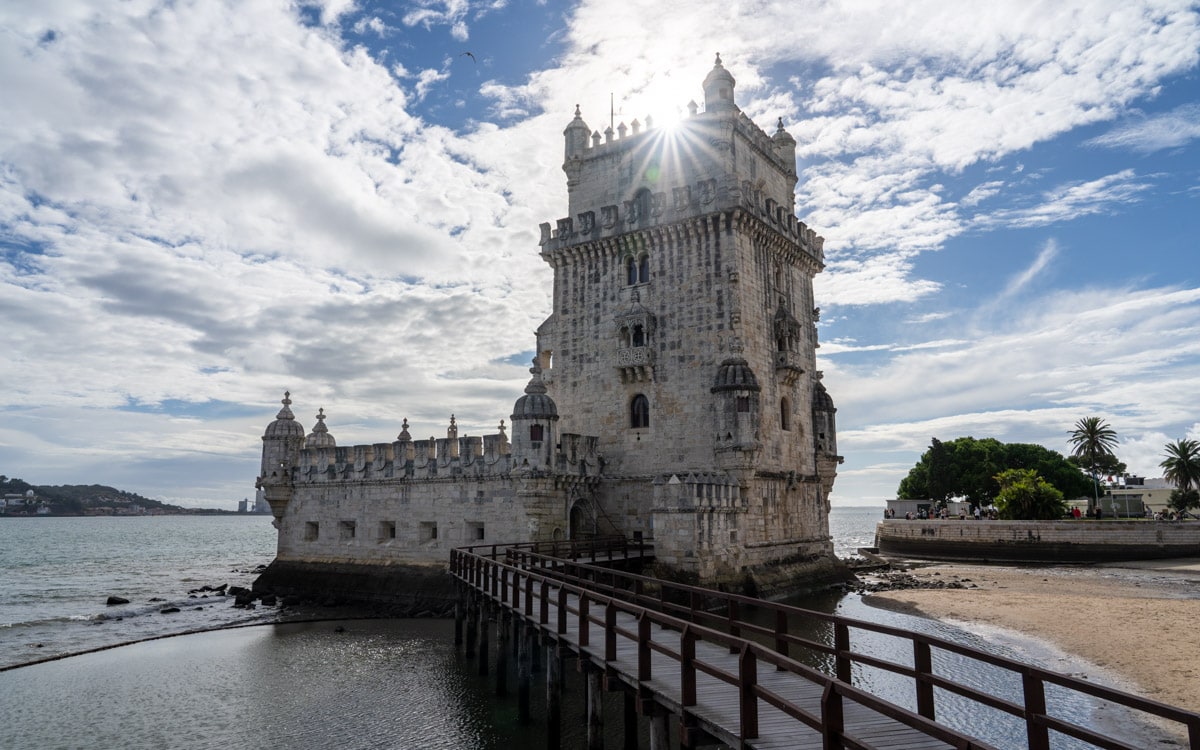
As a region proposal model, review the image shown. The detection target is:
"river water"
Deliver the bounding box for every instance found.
[0,509,1177,749]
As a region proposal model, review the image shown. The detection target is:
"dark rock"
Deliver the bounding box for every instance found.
[159,607,180,614]
[259,594,277,606]
[148,597,165,602]
[106,596,130,606]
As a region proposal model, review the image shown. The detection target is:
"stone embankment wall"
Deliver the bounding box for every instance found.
[875,519,1200,562]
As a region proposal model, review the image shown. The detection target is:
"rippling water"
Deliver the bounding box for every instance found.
[0,515,278,667]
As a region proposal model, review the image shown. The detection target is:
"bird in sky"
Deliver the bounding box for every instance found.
[460,51,476,63]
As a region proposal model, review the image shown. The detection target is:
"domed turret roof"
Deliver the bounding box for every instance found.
[702,53,737,111]
[564,103,590,134]
[812,379,836,411]
[711,357,761,392]
[772,117,796,147]
[512,362,559,420]
[306,407,336,448]
[264,392,306,439]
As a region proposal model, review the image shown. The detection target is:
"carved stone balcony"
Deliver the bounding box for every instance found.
[616,346,655,383]
[774,350,804,387]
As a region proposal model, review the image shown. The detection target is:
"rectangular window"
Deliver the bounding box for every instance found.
[339,520,356,540]
[736,396,750,413]
[304,521,319,541]
[467,522,485,541]
[420,521,438,542]
[378,521,396,541]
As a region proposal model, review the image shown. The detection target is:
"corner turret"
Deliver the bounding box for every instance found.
[510,360,559,470]
[702,53,737,114]
[257,391,306,521]
[564,104,591,161]
[772,117,798,176]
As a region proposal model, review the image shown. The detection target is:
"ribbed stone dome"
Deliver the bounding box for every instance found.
[305,408,336,448]
[264,392,306,439]
[711,357,761,393]
[512,364,559,420]
[812,380,836,411]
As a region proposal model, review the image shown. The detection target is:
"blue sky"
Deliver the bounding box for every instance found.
[1,0,1198,508]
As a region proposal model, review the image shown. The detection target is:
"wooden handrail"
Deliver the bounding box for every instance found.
[452,542,1200,750]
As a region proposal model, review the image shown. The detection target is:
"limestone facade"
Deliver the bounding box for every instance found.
[256,56,842,588]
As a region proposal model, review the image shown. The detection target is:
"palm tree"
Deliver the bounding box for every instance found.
[1068,417,1119,514]
[1160,439,1200,492]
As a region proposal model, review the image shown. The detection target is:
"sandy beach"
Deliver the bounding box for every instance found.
[866,558,1200,713]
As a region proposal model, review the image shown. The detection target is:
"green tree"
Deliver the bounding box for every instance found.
[1168,489,1200,514]
[993,468,1067,520]
[897,437,1090,506]
[1067,417,1119,513]
[1160,439,1200,493]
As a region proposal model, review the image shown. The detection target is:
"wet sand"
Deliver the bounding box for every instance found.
[866,558,1200,712]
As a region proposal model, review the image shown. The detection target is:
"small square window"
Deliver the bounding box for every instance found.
[378,521,396,541]
[304,522,319,541]
[420,521,438,542]
[339,520,356,540]
[466,522,485,541]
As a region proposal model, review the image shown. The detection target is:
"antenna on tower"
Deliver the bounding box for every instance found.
[610,92,614,131]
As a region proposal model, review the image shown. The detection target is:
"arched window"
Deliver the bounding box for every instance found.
[630,394,650,429]
[638,254,649,283]
[626,257,638,285]
[619,326,631,347]
[780,397,791,431]
[632,324,645,347]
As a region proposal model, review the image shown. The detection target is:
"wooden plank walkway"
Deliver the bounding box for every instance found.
[460,564,992,749]
[557,589,961,750]
[452,542,1200,750]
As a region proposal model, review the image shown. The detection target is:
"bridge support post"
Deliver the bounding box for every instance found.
[532,628,542,674]
[648,709,669,750]
[587,665,604,750]
[453,592,464,648]
[465,599,477,659]
[546,640,561,750]
[518,625,533,724]
[495,610,509,696]
[623,688,637,749]
[478,605,490,677]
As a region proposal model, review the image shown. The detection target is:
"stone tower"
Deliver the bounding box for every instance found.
[536,55,842,588]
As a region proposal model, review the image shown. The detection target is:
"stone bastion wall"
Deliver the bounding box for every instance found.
[875,519,1200,563]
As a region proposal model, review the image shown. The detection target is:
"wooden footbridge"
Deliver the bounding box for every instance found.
[449,538,1200,750]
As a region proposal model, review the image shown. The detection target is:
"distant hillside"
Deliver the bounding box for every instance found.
[0,475,229,515]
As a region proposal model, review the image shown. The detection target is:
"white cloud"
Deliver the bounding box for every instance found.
[1087,104,1200,153]
[2,0,1199,507]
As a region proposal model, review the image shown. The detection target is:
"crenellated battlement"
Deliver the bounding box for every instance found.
[259,399,602,493]
[539,190,824,263]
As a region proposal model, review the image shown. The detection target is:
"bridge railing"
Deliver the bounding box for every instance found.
[452,545,1002,750]
[454,545,1200,750]
[454,535,652,567]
